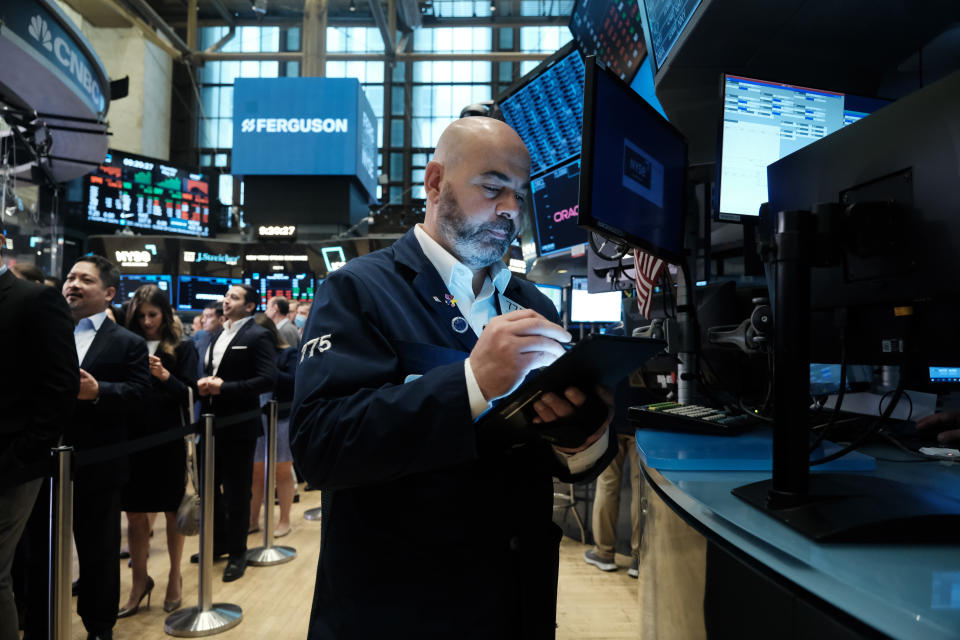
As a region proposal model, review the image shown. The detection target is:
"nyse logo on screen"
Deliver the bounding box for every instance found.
[239,117,349,134]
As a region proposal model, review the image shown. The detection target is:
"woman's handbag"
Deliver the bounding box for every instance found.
[176,387,201,536]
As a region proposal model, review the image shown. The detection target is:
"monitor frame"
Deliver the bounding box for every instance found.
[568,0,647,85]
[578,55,687,265]
[176,275,242,313]
[568,275,623,325]
[529,155,586,257]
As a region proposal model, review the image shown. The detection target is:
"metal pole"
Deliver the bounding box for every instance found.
[50,446,73,640]
[165,415,242,636]
[248,401,296,565]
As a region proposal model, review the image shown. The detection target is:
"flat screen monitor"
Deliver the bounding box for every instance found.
[809,363,872,396]
[176,275,241,312]
[498,43,585,176]
[569,276,623,323]
[639,0,704,71]
[579,56,687,264]
[118,274,174,304]
[244,272,315,310]
[569,0,647,83]
[717,74,889,221]
[530,157,587,256]
[534,283,564,317]
[85,150,211,237]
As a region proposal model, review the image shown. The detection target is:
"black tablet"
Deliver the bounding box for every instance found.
[478,334,667,446]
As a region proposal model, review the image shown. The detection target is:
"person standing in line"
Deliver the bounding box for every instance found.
[249,314,299,538]
[25,255,150,640]
[0,244,79,640]
[118,285,198,617]
[195,284,277,582]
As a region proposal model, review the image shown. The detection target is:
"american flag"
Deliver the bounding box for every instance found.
[632,249,667,319]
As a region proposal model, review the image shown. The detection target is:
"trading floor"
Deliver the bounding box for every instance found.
[67,490,641,640]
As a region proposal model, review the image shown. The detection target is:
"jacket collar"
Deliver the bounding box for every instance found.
[80,317,117,369]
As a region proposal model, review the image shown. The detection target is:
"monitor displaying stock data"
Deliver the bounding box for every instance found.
[498,43,585,176]
[534,283,565,317]
[640,0,704,71]
[244,272,315,310]
[569,0,647,83]
[717,74,889,221]
[86,150,211,237]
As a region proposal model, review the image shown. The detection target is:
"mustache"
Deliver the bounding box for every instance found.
[475,219,515,238]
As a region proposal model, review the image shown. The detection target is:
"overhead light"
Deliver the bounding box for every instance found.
[252,0,267,15]
[490,3,496,11]
[349,0,357,11]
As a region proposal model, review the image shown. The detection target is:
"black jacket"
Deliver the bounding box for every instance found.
[202,318,278,440]
[69,315,150,491]
[0,269,79,486]
[291,230,616,639]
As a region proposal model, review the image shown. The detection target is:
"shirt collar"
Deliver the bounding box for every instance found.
[78,310,109,331]
[276,317,289,329]
[413,224,512,297]
[224,314,254,332]
[0,264,7,277]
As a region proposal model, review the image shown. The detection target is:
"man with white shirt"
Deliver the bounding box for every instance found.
[266,296,300,348]
[196,284,277,582]
[53,256,149,640]
[291,117,616,640]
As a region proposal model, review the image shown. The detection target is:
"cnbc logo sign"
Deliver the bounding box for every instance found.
[239,117,349,134]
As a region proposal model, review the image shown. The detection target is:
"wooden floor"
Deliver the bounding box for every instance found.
[64,489,640,639]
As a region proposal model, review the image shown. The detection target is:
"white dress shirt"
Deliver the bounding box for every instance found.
[413,225,608,473]
[207,315,253,376]
[74,310,108,366]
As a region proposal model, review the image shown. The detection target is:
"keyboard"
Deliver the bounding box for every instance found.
[628,402,761,435]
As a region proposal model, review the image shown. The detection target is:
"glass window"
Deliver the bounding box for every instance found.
[214,153,228,167]
[520,26,572,53]
[218,174,233,206]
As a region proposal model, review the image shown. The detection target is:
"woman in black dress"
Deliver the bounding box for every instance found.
[119,285,198,616]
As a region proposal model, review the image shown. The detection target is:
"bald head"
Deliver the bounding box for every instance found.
[421,118,531,272]
[432,117,530,177]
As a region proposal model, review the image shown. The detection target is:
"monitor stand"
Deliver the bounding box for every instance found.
[731,209,960,544]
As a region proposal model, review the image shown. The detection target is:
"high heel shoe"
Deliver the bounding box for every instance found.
[117,576,154,618]
[163,576,183,613]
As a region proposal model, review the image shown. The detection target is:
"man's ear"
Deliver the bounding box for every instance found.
[424,161,445,203]
[105,286,116,303]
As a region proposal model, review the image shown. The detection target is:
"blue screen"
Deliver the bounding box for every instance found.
[177,275,242,312]
[581,60,686,260]
[930,366,960,383]
[642,0,704,70]
[244,272,315,310]
[531,157,586,256]
[499,48,585,176]
[118,274,173,303]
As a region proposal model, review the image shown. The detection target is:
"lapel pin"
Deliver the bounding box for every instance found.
[451,316,469,334]
[444,293,458,308]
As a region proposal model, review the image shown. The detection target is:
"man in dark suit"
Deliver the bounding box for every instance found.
[59,256,149,640]
[0,255,79,640]
[197,284,277,582]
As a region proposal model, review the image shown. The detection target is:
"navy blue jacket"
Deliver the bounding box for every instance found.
[291,229,616,639]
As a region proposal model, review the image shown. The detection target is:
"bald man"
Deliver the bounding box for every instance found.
[291,117,616,639]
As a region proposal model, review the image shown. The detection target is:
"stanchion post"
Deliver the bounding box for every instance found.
[50,445,73,640]
[165,414,242,637]
[247,400,296,566]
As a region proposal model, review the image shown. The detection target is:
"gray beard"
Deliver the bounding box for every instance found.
[435,186,516,270]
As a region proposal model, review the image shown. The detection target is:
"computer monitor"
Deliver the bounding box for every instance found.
[717,74,890,222]
[530,157,587,256]
[569,0,647,83]
[578,55,687,264]
[638,0,704,72]
[176,275,242,312]
[732,70,960,542]
[569,276,623,324]
[244,272,315,310]
[533,283,564,317]
[497,42,585,176]
[118,274,174,304]
[808,363,872,396]
[85,150,211,237]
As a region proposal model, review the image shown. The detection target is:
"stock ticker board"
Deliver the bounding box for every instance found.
[86,150,211,237]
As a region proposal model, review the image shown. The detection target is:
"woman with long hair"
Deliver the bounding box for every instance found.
[119,285,198,616]
[249,313,298,537]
